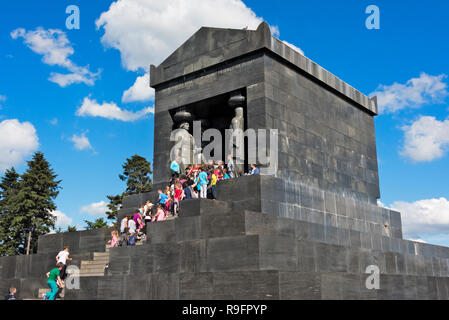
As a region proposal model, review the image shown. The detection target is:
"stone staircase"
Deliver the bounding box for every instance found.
[80,246,110,277]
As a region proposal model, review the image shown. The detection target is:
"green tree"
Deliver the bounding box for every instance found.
[0,168,20,256]
[105,193,124,221]
[119,155,153,195]
[105,155,152,222]
[84,218,109,230]
[67,225,77,232]
[2,152,61,255]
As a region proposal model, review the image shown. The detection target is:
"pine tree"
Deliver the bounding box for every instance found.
[4,152,61,255]
[0,168,20,256]
[119,155,153,195]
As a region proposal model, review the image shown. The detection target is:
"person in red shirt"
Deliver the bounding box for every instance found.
[173,182,184,216]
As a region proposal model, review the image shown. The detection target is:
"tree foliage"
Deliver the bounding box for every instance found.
[119,155,153,195]
[106,155,152,221]
[105,193,124,220]
[0,168,20,256]
[84,218,109,230]
[0,152,61,256]
[67,225,77,232]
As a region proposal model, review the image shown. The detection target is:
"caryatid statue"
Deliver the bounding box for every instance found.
[170,110,196,172]
[228,93,245,177]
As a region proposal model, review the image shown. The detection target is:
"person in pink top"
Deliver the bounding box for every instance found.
[108,230,119,248]
[133,210,144,240]
[152,204,166,222]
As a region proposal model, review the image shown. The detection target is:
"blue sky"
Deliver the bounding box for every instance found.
[1,0,448,245]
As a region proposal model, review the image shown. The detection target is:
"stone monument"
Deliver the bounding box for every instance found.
[1,22,449,300]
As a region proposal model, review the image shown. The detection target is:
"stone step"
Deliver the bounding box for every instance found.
[81,260,108,266]
[148,205,449,262]
[142,220,449,278]
[79,273,105,277]
[93,252,110,258]
[80,264,107,272]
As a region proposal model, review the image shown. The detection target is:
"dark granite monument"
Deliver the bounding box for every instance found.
[1,22,449,300]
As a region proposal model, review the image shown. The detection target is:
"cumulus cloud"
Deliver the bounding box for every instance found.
[390,198,449,239]
[282,40,304,56]
[76,97,154,122]
[52,210,73,228]
[96,0,279,71]
[11,27,100,87]
[401,116,449,162]
[70,132,93,151]
[0,119,39,171]
[122,72,154,103]
[80,201,108,216]
[371,73,448,114]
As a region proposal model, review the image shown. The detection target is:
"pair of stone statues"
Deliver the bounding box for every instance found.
[170,93,245,175]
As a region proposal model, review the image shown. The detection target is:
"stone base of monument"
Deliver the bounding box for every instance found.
[1,176,449,300]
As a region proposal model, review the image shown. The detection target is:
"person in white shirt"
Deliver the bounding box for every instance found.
[56,247,72,280]
[127,216,137,246]
[120,216,128,246]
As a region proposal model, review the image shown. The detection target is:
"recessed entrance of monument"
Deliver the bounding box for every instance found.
[169,88,248,173]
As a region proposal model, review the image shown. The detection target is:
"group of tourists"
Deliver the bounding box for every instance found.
[117,201,154,247]
[169,156,260,200]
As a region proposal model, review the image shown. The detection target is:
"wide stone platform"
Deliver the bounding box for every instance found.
[1,178,449,299]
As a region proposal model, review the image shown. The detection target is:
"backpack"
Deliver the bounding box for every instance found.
[128,234,136,246]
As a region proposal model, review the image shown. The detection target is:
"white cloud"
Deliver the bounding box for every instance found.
[50,118,58,125]
[80,201,108,217]
[49,71,99,87]
[282,40,304,56]
[401,116,449,162]
[95,0,278,71]
[70,132,93,151]
[390,198,449,238]
[0,95,6,109]
[52,210,73,228]
[122,72,154,103]
[11,27,100,87]
[76,97,154,122]
[371,73,448,114]
[0,119,39,171]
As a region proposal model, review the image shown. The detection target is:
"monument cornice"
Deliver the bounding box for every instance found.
[150,22,378,115]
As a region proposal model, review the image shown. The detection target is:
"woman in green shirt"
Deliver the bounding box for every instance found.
[45,263,64,300]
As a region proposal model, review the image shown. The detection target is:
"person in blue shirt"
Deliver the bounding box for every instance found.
[248,163,260,175]
[198,167,209,198]
[170,157,181,178]
[157,189,168,209]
